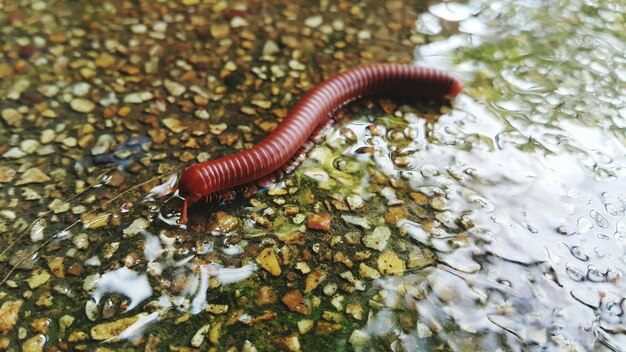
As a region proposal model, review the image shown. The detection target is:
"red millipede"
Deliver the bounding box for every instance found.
[177,64,463,223]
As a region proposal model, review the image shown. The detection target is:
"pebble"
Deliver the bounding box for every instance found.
[0,166,16,183]
[1,108,23,126]
[304,15,323,28]
[362,226,391,251]
[162,117,186,133]
[20,140,40,154]
[124,91,153,103]
[72,82,90,96]
[194,110,210,120]
[164,79,186,96]
[95,53,116,68]
[131,23,147,34]
[0,300,23,334]
[256,248,281,277]
[22,334,45,352]
[91,134,114,155]
[15,167,51,186]
[63,137,78,147]
[36,145,55,156]
[38,84,59,97]
[70,98,95,113]
[40,129,56,144]
[3,147,26,159]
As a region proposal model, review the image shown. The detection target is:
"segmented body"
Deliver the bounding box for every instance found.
[178,64,462,223]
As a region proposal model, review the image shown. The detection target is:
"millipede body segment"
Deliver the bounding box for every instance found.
[177,64,463,223]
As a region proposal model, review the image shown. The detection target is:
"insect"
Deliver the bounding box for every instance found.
[177,64,462,223]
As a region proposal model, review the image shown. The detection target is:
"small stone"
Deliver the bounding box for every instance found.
[210,211,240,233]
[72,82,91,96]
[346,195,364,210]
[281,290,310,315]
[81,213,110,229]
[21,334,45,352]
[194,110,210,120]
[40,129,56,144]
[0,166,16,183]
[307,213,332,231]
[70,98,95,113]
[209,123,227,135]
[377,251,406,276]
[15,167,51,185]
[304,15,323,28]
[90,313,146,340]
[255,286,277,306]
[256,248,281,276]
[262,41,280,56]
[46,256,65,278]
[0,300,23,334]
[48,198,70,214]
[2,108,23,126]
[162,117,186,133]
[63,137,78,147]
[3,147,26,159]
[91,134,114,155]
[304,270,326,293]
[131,23,147,34]
[123,218,149,237]
[362,226,391,251]
[26,269,51,289]
[210,23,230,39]
[358,263,381,280]
[124,91,153,103]
[164,79,186,97]
[95,53,116,68]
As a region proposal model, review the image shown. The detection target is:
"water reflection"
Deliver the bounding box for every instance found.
[350,0,625,350]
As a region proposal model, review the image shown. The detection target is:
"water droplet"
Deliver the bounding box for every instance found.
[586,265,607,282]
[589,210,609,229]
[568,245,589,261]
[566,264,585,282]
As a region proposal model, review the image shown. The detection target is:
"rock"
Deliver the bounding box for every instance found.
[21,334,45,352]
[281,290,310,315]
[70,98,96,113]
[164,79,186,97]
[90,313,146,340]
[307,213,332,231]
[362,226,391,251]
[304,270,326,293]
[377,251,406,276]
[122,218,149,237]
[210,23,230,39]
[72,82,91,96]
[2,147,26,159]
[1,108,23,126]
[26,269,51,289]
[358,263,381,280]
[256,248,281,276]
[91,134,114,155]
[15,167,51,185]
[40,129,56,144]
[0,300,23,334]
[255,286,277,306]
[0,166,16,183]
[95,53,116,68]
[304,15,323,28]
[162,117,186,133]
[124,91,153,103]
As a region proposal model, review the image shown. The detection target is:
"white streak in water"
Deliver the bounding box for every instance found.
[92,267,152,311]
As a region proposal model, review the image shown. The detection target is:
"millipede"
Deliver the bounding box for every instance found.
[177,63,463,223]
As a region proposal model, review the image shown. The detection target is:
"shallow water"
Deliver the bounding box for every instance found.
[0,0,624,351]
